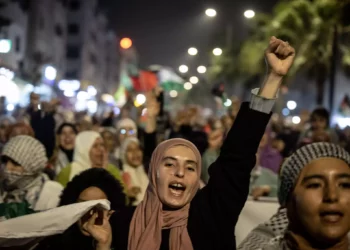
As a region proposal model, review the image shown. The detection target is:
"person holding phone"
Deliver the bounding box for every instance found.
[34,168,126,250]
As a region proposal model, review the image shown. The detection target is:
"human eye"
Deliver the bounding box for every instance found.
[186,166,196,172]
[339,182,350,189]
[306,182,322,189]
[164,162,174,167]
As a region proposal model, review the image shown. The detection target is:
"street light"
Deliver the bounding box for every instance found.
[205,8,217,17]
[213,48,222,56]
[197,66,207,74]
[169,90,178,98]
[136,94,146,106]
[188,47,198,56]
[44,66,57,80]
[224,99,232,107]
[0,39,11,53]
[244,10,255,19]
[87,86,97,96]
[292,116,301,124]
[287,100,297,110]
[184,82,193,90]
[189,76,199,84]
[179,65,189,73]
[120,37,132,49]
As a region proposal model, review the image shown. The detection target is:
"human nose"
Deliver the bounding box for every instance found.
[323,183,339,203]
[174,165,185,178]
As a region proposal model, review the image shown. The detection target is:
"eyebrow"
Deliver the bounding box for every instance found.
[162,156,197,165]
[302,173,350,183]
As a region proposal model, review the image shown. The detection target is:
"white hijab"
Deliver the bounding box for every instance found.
[114,118,138,160]
[120,137,148,205]
[69,131,101,181]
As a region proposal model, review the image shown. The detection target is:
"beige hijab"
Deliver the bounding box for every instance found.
[128,138,202,250]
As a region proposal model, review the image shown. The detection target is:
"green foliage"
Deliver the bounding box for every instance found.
[210,0,350,95]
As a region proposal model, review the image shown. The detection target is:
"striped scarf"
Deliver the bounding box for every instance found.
[0,173,48,209]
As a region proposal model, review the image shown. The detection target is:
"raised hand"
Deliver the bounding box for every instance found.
[259,37,296,99]
[127,186,142,198]
[265,36,295,77]
[83,209,114,250]
[146,100,160,118]
[208,129,224,150]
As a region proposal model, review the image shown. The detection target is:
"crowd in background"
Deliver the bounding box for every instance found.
[1,37,350,250]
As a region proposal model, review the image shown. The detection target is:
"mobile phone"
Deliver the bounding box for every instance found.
[81,205,104,226]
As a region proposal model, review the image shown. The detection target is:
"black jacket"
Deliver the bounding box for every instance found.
[111,102,271,250]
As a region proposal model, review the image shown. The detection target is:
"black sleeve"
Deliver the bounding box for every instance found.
[29,111,56,159]
[187,102,271,249]
[142,132,157,173]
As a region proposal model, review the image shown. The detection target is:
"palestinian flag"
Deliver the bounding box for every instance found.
[131,71,158,92]
[157,68,185,91]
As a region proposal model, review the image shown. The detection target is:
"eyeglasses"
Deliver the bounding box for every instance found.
[119,129,136,135]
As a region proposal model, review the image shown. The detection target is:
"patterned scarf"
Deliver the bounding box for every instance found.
[1,173,48,209]
[238,208,288,250]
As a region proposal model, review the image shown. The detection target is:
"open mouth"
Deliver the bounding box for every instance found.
[320,211,344,223]
[169,182,186,197]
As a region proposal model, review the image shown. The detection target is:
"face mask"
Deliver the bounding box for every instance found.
[3,169,34,190]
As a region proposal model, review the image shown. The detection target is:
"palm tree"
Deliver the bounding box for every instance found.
[212,0,350,110]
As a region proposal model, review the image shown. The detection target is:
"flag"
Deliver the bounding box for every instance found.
[157,68,185,92]
[131,71,158,92]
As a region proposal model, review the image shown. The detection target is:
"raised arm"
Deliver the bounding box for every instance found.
[188,37,295,249]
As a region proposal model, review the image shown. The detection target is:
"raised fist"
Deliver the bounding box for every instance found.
[265,36,295,76]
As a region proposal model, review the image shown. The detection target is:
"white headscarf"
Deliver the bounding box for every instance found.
[114,118,138,160]
[116,118,137,135]
[69,131,101,181]
[120,137,148,205]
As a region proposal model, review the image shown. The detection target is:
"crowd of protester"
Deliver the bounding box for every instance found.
[0,37,350,250]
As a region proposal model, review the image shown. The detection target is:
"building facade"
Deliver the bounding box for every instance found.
[24,0,67,82]
[66,0,119,94]
[0,0,28,71]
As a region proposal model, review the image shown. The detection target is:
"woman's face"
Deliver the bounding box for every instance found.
[311,116,327,131]
[156,145,199,209]
[77,187,107,236]
[101,131,115,153]
[126,142,143,167]
[5,159,24,174]
[118,126,136,145]
[59,126,76,150]
[288,158,350,245]
[89,137,106,168]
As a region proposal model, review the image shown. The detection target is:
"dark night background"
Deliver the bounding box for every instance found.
[99,0,278,71]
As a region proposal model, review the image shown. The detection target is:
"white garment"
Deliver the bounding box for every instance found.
[235,197,279,246]
[0,199,110,247]
[69,131,101,181]
[120,137,149,205]
[34,181,63,211]
[123,164,149,205]
[55,150,70,175]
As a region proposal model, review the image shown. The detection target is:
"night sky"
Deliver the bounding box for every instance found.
[99,0,278,73]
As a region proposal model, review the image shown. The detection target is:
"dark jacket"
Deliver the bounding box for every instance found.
[111,102,271,250]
